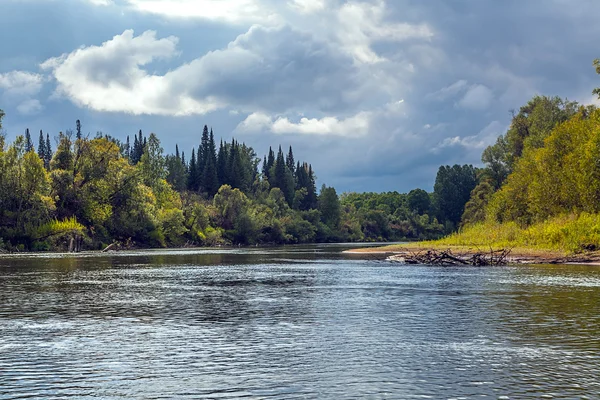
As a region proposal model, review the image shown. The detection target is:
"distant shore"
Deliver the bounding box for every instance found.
[344,244,600,265]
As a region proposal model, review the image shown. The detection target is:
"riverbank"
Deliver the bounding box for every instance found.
[345,243,600,265]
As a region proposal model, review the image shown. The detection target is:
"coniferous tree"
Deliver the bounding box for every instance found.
[188,148,198,191]
[306,164,318,209]
[265,146,275,181]
[25,129,34,153]
[262,156,269,178]
[273,146,295,206]
[175,144,180,160]
[217,139,228,186]
[45,133,52,168]
[125,135,131,159]
[198,125,210,173]
[202,129,219,196]
[38,130,46,167]
[286,146,295,174]
[76,120,82,140]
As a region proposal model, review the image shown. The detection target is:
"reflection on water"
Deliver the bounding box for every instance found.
[1,245,600,399]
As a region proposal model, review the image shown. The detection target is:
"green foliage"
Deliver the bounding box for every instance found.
[487,109,600,225]
[435,213,600,254]
[433,164,478,230]
[35,217,85,239]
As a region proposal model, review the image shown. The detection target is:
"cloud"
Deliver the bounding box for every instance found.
[123,0,278,24]
[432,120,505,153]
[16,99,43,115]
[0,71,45,115]
[41,25,365,117]
[236,111,371,136]
[41,30,222,116]
[87,0,112,5]
[428,80,468,101]
[458,84,494,110]
[288,0,326,14]
[335,1,433,64]
[0,71,44,97]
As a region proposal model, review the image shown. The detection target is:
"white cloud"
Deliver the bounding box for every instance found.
[123,0,278,24]
[0,71,44,97]
[87,0,112,5]
[428,79,468,101]
[236,111,371,136]
[16,99,43,115]
[0,71,45,115]
[432,120,504,153]
[335,1,433,64]
[41,26,363,117]
[41,30,222,116]
[288,0,326,14]
[458,84,494,110]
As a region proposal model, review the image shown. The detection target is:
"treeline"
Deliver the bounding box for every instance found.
[0,115,448,252]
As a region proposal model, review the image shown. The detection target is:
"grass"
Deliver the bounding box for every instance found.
[356,212,600,257]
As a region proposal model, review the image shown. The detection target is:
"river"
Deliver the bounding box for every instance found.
[1,244,599,399]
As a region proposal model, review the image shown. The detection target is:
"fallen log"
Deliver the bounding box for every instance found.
[387,248,511,266]
[102,243,117,252]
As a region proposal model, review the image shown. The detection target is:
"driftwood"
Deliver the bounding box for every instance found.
[102,243,117,252]
[387,248,512,266]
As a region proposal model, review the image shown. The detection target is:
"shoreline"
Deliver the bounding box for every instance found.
[344,244,600,266]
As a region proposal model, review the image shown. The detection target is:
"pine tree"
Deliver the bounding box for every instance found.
[125,135,131,159]
[76,119,82,140]
[25,129,34,153]
[38,130,46,166]
[262,155,269,178]
[265,146,275,181]
[188,148,198,191]
[286,146,295,174]
[175,144,180,160]
[202,128,219,196]
[273,146,295,206]
[217,139,228,186]
[306,164,318,209]
[45,133,52,168]
[181,151,186,169]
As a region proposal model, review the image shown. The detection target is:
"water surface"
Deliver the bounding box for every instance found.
[1,244,599,399]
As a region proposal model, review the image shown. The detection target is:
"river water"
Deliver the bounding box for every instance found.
[1,244,599,399]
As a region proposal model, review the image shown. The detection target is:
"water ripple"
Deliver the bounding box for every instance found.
[1,247,600,398]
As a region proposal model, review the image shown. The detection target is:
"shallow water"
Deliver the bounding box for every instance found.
[1,244,599,399]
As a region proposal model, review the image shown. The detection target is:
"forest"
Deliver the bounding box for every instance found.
[0,115,464,252]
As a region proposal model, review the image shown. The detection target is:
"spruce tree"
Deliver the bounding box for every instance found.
[262,155,269,178]
[25,129,34,153]
[286,146,295,174]
[45,133,52,168]
[217,139,228,186]
[38,130,46,165]
[265,146,275,181]
[188,148,198,191]
[202,129,219,196]
[76,119,82,140]
[306,164,318,209]
[273,146,295,206]
[125,135,131,159]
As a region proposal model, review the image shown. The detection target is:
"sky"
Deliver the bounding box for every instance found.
[1,0,599,193]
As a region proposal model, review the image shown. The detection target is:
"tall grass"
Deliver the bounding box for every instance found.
[35,217,85,240]
[430,213,600,253]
